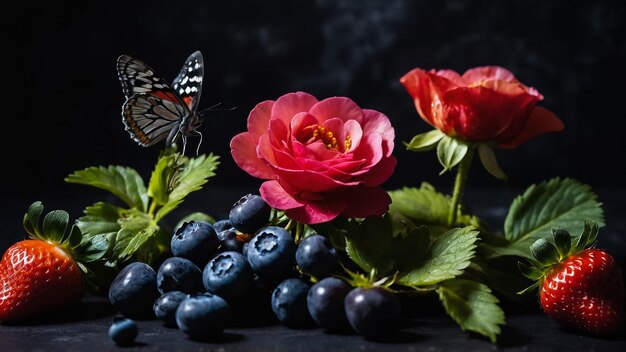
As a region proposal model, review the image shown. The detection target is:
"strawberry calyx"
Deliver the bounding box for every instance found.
[517,221,599,295]
[22,201,108,273]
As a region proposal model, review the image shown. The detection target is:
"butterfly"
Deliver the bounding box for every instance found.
[116,51,206,154]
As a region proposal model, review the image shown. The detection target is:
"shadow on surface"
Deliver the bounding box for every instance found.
[2,300,115,326]
[497,325,529,348]
[365,330,424,344]
[188,332,246,344]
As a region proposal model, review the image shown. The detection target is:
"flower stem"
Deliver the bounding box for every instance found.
[447,147,475,227]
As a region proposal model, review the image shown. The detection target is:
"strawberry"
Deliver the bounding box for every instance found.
[519,222,624,336]
[0,202,107,322]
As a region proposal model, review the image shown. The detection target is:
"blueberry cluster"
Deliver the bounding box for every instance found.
[107,193,401,342]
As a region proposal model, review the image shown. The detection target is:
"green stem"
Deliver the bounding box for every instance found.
[148,201,158,218]
[447,147,475,227]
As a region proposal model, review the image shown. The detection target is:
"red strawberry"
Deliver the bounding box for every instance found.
[519,222,624,336]
[0,202,107,322]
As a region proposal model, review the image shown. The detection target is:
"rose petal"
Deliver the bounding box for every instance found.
[271,92,319,126]
[357,155,397,187]
[285,197,347,224]
[247,100,275,138]
[462,66,517,84]
[498,106,564,149]
[309,97,364,124]
[230,132,273,179]
[343,119,363,153]
[259,180,304,210]
[361,109,395,157]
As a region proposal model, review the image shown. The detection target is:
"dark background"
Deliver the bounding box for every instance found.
[2,0,625,249]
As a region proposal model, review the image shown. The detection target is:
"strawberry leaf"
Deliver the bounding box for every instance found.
[397,226,479,286]
[437,279,505,343]
[75,234,109,262]
[76,202,124,237]
[154,153,220,221]
[42,210,69,243]
[482,178,604,259]
[66,166,149,212]
[23,201,44,238]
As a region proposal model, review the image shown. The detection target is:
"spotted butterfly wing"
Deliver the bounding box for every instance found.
[116,51,204,148]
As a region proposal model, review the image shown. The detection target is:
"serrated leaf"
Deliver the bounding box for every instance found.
[112,228,137,260]
[344,215,431,278]
[42,210,69,243]
[119,225,160,260]
[147,150,182,206]
[397,226,479,286]
[75,234,109,262]
[23,201,44,238]
[66,165,148,211]
[405,129,445,151]
[154,153,220,221]
[437,136,468,174]
[76,202,124,237]
[478,144,507,180]
[437,279,505,343]
[485,178,604,259]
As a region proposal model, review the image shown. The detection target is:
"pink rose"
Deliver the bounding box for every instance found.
[230,92,397,224]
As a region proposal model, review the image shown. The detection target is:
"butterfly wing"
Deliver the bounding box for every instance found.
[117,54,170,99]
[122,90,190,147]
[171,51,204,113]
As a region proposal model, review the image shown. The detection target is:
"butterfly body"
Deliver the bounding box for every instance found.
[117,51,204,151]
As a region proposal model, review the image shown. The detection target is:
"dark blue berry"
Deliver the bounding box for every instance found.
[229,194,271,234]
[307,277,352,332]
[213,219,234,233]
[246,226,296,279]
[271,278,313,328]
[171,221,219,267]
[109,317,138,345]
[217,228,244,253]
[344,287,401,339]
[203,251,253,301]
[296,234,339,278]
[154,291,188,327]
[109,262,159,319]
[156,257,204,294]
[176,293,231,340]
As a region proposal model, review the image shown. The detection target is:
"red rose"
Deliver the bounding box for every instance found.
[230,92,397,224]
[400,66,563,148]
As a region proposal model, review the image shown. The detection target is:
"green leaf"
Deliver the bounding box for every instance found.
[397,226,479,286]
[76,202,124,237]
[405,130,445,151]
[75,234,109,262]
[518,261,544,281]
[437,279,505,343]
[477,144,507,180]
[22,201,44,238]
[437,136,468,174]
[42,210,69,243]
[552,228,571,258]
[485,178,604,259]
[154,153,220,221]
[147,149,183,206]
[68,225,83,248]
[530,239,560,266]
[119,224,160,260]
[66,166,148,211]
[344,215,431,278]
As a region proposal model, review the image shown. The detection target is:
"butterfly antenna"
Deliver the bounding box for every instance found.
[198,103,237,116]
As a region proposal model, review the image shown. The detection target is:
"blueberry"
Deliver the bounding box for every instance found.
[109,262,159,319]
[176,293,231,340]
[171,221,219,267]
[213,219,234,233]
[217,228,244,253]
[203,251,252,301]
[344,287,401,339]
[271,278,313,328]
[246,226,296,279]
[296,234,339,278]
[109,316,138,345]
[307,277,352,332]
[157,257,204,294]
[229,194,271,234]
[154,291,188,327]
